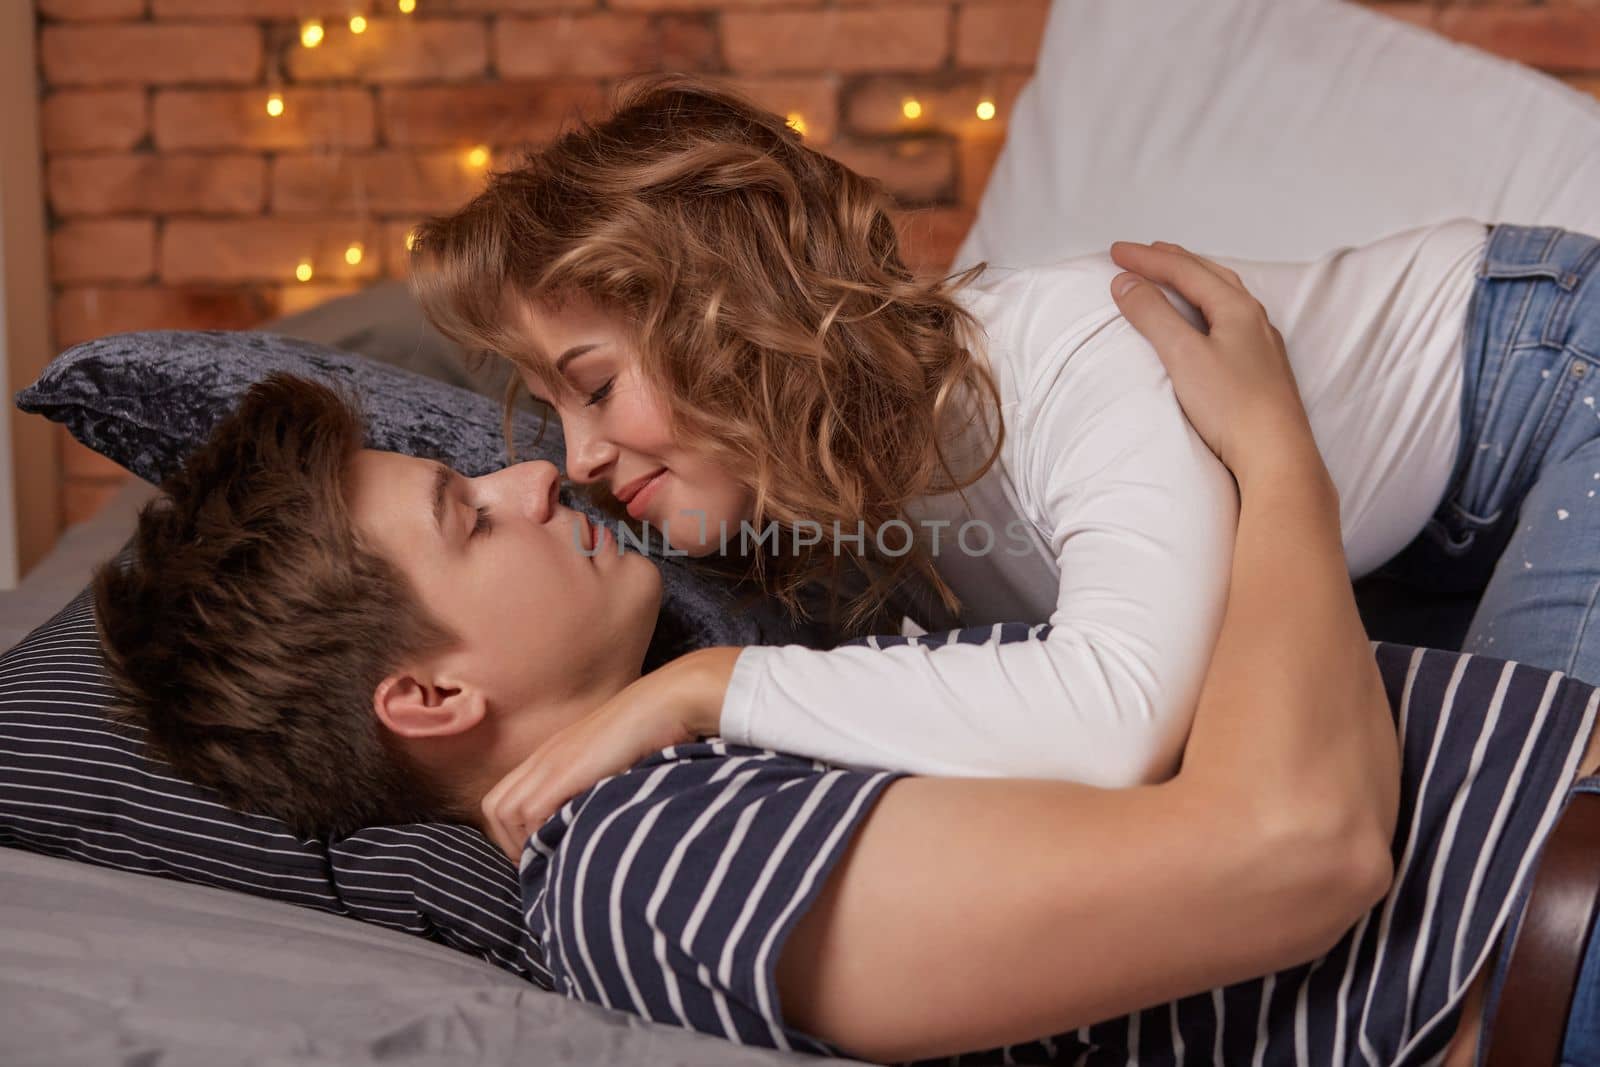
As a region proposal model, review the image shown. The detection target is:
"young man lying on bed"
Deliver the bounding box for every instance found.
[93,373,1598,1065]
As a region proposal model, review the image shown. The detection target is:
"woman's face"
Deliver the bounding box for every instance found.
[508,293,755,557]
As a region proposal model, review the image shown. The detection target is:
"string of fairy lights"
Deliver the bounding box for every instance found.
[263,0,1000,285]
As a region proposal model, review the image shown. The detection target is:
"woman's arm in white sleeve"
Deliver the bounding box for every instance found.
[719,320,1239,786]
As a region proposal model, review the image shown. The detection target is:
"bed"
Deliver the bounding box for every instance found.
[7,0,1600,1063]
[0,281,863,1067]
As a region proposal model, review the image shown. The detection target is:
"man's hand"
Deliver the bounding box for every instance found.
[1108,239,1317,483]
[480,646,742,861]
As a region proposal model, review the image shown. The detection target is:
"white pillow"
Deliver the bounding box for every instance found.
[955,0,1600,269]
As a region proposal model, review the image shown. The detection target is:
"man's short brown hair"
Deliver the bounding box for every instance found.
[92,373,475,839]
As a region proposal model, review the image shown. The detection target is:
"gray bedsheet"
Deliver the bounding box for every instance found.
[0,846,860,1067]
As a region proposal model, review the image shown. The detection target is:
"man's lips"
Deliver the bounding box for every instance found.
[579,513,611,555]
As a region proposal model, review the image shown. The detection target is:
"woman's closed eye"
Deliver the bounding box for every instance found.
[584,378,614,407]
[471,505,492,539]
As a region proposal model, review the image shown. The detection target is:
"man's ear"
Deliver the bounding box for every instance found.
[373,669,488,739]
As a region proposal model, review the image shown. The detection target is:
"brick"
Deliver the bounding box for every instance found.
[722,8,949,74]
[1429,7,1600,71]
[380,82,604,146]
[40,90,147,152]
[51,219,157,283]
[64,480,130,526]
[956,130,1003,208]
[54,284,275,347]
[39,0,147,20]
[40,23,262,87]
[891,205,974,277]
[609,0,801,11]
[495,15,661,78]
[286,18,488,83]
[58,425,127,481]
[272,151,489,215]
[154,88,375,150]
[410,0,595,10]
[153,0,374,14]
[49,154,266,216]
[657,14,722,73]
[843,72,1028,136]
[955,0,1049,69]
[275,282,366,317]
[824,138,955,204]
[162,218,382,284]
[728,75,840,145]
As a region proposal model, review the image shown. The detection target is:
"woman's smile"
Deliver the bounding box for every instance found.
[623,469,669,521]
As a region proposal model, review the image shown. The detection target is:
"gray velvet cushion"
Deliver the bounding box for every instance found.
[15,329,837,667]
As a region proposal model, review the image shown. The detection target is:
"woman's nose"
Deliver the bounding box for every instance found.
[563,420,616,485]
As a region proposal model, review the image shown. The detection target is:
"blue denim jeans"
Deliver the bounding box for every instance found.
[1358,223,1600,688]
[1357,224,1600,1063]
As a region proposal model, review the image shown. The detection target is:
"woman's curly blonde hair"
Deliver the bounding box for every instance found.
[408,72,1004,635]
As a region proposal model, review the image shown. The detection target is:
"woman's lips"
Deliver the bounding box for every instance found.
[624,470,668,521]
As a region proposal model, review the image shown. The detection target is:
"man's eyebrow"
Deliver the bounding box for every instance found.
[431,462,452,540]
[554,343,599,373]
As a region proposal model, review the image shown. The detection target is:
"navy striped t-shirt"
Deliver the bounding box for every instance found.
[518,624,1599,1065]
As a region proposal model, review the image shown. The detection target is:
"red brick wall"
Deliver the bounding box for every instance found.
[30,0,1600,529]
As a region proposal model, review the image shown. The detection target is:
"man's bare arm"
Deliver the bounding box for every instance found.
[779,457,1398,1063]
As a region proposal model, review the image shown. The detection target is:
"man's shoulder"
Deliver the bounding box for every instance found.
[516,739,901,1054]
[522,740,851,876]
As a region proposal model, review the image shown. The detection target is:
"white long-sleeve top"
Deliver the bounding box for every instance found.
[719,217,1490,784]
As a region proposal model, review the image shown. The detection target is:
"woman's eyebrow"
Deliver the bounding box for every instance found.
[554,343,599,372]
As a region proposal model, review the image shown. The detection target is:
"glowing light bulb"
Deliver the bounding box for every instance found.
[300,20,324,48]
[901,98,922,120]
[404,229,418,252]
[295,260,314,283]
[349,15,368,33]
[398,0,416,12]
[466,144,490,168]
[265,93,285,118]
[976,99,997,121]
[344,242,364,266]
[785,112,807,137]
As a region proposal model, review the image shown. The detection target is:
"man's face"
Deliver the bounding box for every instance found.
[345,450,662,733]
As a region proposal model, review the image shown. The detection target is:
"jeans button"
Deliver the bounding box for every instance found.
[1574,362,1589,379]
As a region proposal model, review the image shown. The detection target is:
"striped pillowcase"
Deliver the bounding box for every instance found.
[0,589,551,988]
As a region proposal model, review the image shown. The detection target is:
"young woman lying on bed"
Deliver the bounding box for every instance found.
[402,75,1600,843]
[93,246,1598,1061]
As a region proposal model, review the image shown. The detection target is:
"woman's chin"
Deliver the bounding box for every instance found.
[649,498,754,559]
[662,529,722,558]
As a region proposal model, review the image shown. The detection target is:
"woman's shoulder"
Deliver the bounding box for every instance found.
[954,253,1203,420]
[952,253,1161,398]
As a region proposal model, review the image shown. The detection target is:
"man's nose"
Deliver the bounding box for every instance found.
[484,460,561,522]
